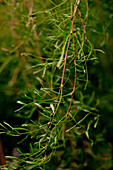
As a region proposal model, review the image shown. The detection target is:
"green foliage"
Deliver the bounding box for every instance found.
[0,0,113,169]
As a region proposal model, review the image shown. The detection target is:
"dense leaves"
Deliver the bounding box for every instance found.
[0,0,113,169]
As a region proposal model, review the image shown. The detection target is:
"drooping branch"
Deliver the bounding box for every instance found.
[66,0,77,116]
[46,1,81,131]
[78,8,87,43]
[54,0,80,111]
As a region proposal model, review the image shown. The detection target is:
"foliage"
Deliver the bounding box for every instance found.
[0,0,113,169]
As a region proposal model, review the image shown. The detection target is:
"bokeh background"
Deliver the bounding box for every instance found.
[0,0,113,169]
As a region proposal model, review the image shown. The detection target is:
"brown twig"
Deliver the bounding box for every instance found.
[59,0,80,91]
[0,137,7,166]
[47,0,80,130]
[44,0,80,160]
[78,8,87,43]
[54,0,80,111]
[47,0,80,128]
[26,0,33,27]
[66,0,77,116]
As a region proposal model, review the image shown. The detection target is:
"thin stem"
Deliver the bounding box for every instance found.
[78,8,87,43]
[55,0,80,110]
[60,0,80,91]
[45,0,80,157]
[66,1,77,116]
[26,0,33,27]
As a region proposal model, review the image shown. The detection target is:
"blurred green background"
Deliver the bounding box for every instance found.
[0,0,113,169]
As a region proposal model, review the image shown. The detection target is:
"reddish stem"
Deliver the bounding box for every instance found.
[54,0,80,111]
[66,1,78,116]
[78,8,87,43]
